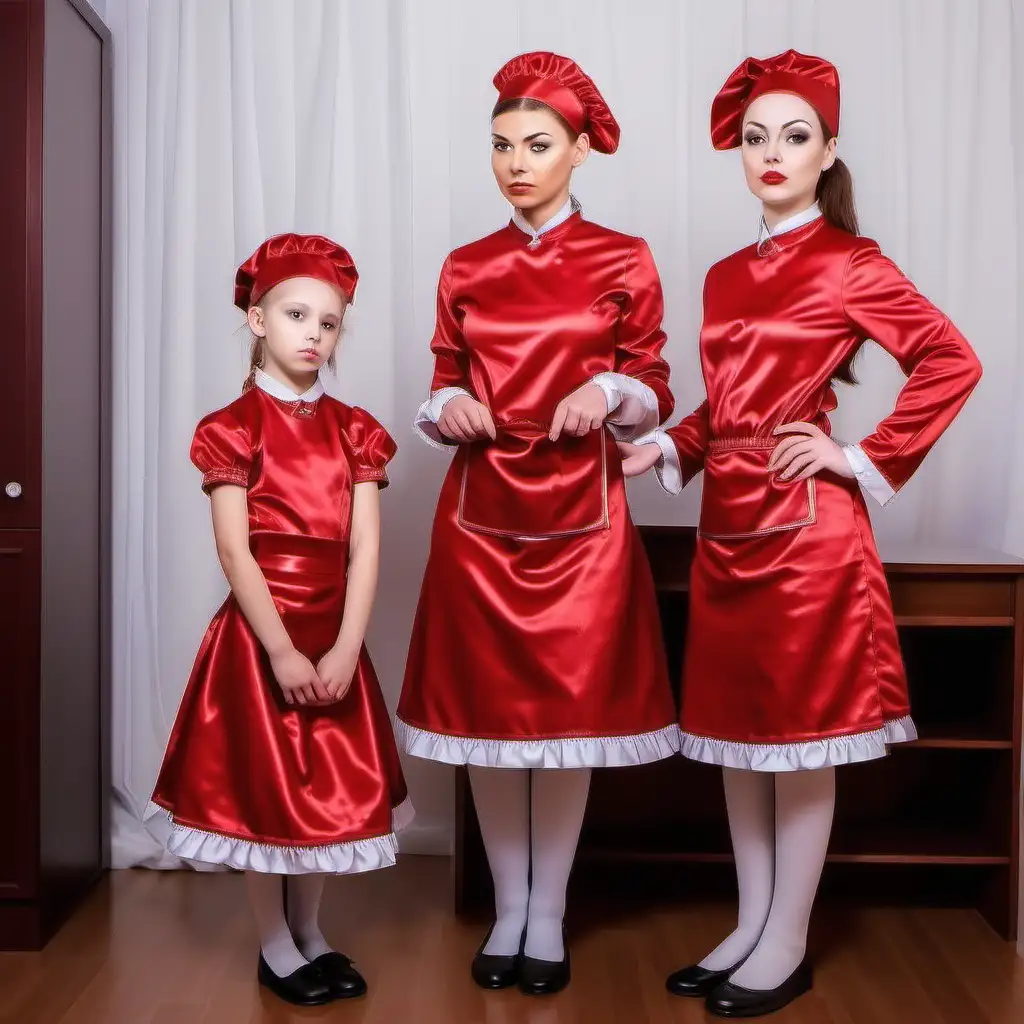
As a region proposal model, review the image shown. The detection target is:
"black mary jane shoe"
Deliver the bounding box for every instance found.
[257,953,333,1007]
[471,925,523,990]
[666,962,739,998]
[310,951,367,999]
[518,928,570,997]
[705,958,813,1018]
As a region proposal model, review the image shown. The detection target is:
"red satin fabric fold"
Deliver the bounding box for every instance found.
[399,216,675,743]
[152,534,405,845]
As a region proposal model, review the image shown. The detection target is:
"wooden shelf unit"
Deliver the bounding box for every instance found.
[453,526,1024,941]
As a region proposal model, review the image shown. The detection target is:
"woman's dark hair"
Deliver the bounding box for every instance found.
[490,96,580,141]
[816,114,859,384]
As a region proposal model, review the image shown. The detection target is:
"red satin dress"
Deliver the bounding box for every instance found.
[663,217,982,770]
[148,380,411,872]
[397,211,679,767]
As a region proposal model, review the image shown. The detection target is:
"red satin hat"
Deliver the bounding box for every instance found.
[493,51,620,154]
[234,233,358,310]
[710,49,840,150]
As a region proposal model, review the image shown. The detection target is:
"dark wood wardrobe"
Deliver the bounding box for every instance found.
[0,0,110,950]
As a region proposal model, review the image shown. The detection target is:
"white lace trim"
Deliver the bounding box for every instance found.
[395,718,680,768]
[679,715,917,772]
[143,796,414,875]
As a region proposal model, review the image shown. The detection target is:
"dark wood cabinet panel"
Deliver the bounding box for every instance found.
[0,1,42,531]
[0,532,41,900]
[0,0,109,951]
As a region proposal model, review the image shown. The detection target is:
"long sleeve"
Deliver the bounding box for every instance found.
[414,255,474,448]
[841,242,983,493]
[634,400,711,495]
[600,239,674,439]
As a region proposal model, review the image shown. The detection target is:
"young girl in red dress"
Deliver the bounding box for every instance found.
[622,51,982,1017]
[146,234,411,1007]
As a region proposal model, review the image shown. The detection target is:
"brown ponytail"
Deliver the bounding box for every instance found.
[817,157,858,237]
[816,117,860,384]
[242,334,263,394]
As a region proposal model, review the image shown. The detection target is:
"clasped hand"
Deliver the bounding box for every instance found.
[270,645,359,706]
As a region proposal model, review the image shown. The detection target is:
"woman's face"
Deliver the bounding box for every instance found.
[740,91,836,213]
[490,105,589,214]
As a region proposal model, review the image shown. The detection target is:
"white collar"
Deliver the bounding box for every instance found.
[512,195,581,247]
[254,368,324,403]
[757,203,822,248]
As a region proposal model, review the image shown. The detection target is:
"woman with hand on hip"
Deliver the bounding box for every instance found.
[621,50,981,1018]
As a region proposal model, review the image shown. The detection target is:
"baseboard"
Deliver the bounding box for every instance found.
[397,822,452,856]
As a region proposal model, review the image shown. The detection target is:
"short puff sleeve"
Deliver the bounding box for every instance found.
[344,407,397,489]
[190,409,255,493]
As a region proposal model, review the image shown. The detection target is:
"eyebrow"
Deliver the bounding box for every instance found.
[490,131,554,142]
[282,300,339,319]
[743,119,813,131]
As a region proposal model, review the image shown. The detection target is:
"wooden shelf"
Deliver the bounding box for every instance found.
[452,527,1024,942]
[896,616,1015,627]
[907,736,1013,750]
[578,810,1011,868]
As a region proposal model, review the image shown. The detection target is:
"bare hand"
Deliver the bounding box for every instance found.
[617,440,662,478]
[549,383,609,441]
[768,422,855,482]
[317,645,360,702]
[437,396,497,443]
[270,648,331,706]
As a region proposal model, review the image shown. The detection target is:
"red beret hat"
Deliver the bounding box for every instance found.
[234,233,358,310]
[493,51,620,155]
[710,49,840,151]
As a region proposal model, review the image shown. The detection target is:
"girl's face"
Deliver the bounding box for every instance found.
[740,92,836,214]
[490,106,589,214]
[247,277,347,387]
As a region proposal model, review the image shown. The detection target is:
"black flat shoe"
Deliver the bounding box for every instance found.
[705,958,813,1018]
[310,951,367,999]
[471,925,522,990]
[518,928,570,997]
[666,962,737,998]
[257,953,333,1006]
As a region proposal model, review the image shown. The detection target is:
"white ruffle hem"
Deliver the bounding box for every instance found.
[143,797,415,875]
[679,715,917,772]
[395,718,680,769]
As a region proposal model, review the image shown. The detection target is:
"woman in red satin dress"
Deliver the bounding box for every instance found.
[147,235,410,1007]
[396,52,677,995]
[622,51,982,1017]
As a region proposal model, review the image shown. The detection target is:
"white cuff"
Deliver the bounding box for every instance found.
[633,428,683,495]
[413,387,473,449]
[590,372,660,441]
[842,443,896,507]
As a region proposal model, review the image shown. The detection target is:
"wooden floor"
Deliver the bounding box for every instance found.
[1,856,1023,1023]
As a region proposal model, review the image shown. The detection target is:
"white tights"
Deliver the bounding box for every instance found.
[699,766,836,990]
[468,765,592,962]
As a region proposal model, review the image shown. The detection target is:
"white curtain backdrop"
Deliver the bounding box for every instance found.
[95,0,1023,888]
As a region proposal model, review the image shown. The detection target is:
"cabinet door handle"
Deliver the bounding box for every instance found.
[4,482,23,498]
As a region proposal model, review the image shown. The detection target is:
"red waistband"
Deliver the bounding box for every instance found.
[250,532,346,575]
